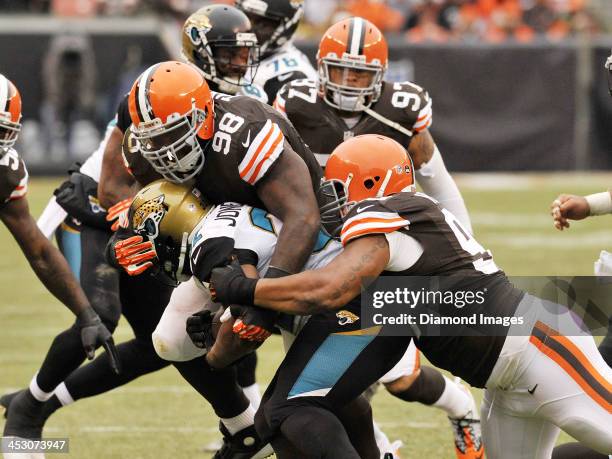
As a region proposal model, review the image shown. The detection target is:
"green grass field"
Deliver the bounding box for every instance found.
[1,174,611,458]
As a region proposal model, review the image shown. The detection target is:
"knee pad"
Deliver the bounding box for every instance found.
[152,328,205,362]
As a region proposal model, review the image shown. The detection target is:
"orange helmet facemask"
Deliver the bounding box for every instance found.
[128,61,214,184]
[317,134,415,238]
[317,17,388,113]
[0,73,22,156]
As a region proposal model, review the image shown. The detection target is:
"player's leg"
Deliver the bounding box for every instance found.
[3,222,120,439]
[480,387,560,459]
[380,342,482,459]
[151,279,267,457]
[531,334,612,454]
[257,309,410,457]
[236,352,261,410]
[597,315,612,367]
[552,442,611,458]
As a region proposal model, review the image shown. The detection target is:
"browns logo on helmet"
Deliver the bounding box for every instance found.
[128,61,214,184]
[0,73,22,156]
[317,17,388,112]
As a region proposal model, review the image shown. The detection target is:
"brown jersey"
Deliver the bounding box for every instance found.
[275,79,432,166]
[0,148,28,206]
[119,92,322,210]
[341,192,523,388]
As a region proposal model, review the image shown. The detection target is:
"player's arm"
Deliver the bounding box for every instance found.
[255,143,321,274]
[551,191,612,230]
[211,235,390,315]
[98,126,136,209]
[408,128,472,234]
[1,197,120,367]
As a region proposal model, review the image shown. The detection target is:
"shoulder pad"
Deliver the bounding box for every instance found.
[340,197,408,246]
[378,81,433,134]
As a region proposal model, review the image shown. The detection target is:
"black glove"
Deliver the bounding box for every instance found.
[186,309,216,350]
[210,258,258,306]
[77,307,121,374]
[54,170,111,230]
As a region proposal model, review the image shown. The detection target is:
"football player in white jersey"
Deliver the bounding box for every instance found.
[235,0,317,104]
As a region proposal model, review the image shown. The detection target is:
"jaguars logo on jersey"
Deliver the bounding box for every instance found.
[336,310,360,326]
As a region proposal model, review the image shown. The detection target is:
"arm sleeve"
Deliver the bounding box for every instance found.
[415,146,473,234]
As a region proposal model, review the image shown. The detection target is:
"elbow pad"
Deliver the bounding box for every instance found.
[415,147,473,234]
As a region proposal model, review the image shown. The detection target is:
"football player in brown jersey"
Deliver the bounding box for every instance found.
[274,17,472,234]
[210,135,612,459]
[0,74,119,441]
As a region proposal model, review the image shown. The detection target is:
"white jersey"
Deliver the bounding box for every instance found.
[240,43,317,105]
[189,202,341,283]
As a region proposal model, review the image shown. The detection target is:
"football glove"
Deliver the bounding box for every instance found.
[106,198,132,232]
[76,307,121,374]
[229,305,275,342]
[186,309,216,351]
[113,235,157,276]
[209,257,258,306]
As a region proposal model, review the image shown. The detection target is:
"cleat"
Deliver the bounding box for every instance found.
[214,422,274,459]
[1,390,21,419]
[3,390,46,440]
[448,380,484,459]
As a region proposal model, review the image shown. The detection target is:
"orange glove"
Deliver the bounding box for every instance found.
[113,235,157,276]
[106,198,133,231]
[232,318,272,342]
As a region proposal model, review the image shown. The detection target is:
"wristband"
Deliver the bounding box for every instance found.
[585,191,612,216]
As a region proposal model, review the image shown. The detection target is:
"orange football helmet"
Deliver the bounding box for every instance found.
[0,73,22,155]
[128,61,214,183]
[318,134,415,237]
[317,17,388,112]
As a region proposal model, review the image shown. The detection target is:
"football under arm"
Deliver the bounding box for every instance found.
[256,143,321,274]
[253,235,390,315]
[409,129,473,234]
[0,197,91,316]
[98,126,136,209]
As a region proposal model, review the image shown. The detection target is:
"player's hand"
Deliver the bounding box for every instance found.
[76,307,121,374]
[186,310,216,351]
[209,258,258,306]
[113,235,157,275]
[106,198,132,232]
[229,305,275,342]
[550,194,590,230]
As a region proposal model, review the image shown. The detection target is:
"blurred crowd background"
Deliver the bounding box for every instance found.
[1,0,610,42]
[1,0,611,172]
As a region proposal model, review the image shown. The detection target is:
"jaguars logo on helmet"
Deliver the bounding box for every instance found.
[129,180,212,285]
[182,4,259,95]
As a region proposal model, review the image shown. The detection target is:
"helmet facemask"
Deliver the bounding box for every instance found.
[132,101,209,184]
[0,112,21,155]
[185,25,260,95]
[238,0,303,58]
[319,57,384,112]
[317,176,353,239]
[606,51,612,97]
